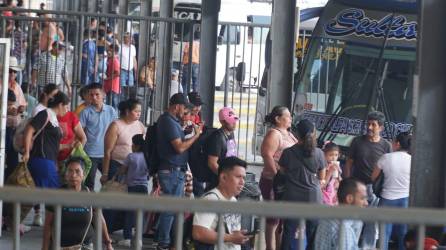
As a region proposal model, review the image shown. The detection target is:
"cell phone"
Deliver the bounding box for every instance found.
[245,229,259,236]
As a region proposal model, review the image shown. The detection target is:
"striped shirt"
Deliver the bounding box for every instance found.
[33,51,67,86]
[315,219,363,250]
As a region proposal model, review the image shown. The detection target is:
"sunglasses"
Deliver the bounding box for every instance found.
[9,69,17,74]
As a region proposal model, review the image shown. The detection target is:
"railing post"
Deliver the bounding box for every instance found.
[217,214,225,249]
[417,225,426,250]
[94,208,103,250]
[175,212,185,250]
[257,216,266,250]
[135,209,144,250]
[338,220,346,250]
[379,222,386,250]
[298,219,305,250]
[13,203,20,250]
[53,205,62,250]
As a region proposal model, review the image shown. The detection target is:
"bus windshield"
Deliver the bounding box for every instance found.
[297,36,416,142]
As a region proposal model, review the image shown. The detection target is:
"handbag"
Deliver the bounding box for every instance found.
[101,174,127,193]
[372,172,385,198]
[5,162,36,222]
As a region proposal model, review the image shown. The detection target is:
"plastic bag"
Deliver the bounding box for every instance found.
[59,145,92,184]
[70,145,92,182]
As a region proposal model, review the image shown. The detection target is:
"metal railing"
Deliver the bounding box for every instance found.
[0,186,443,250]
[0,7,270,165]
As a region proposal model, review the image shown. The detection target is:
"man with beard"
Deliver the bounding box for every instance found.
[155,93,203,250]
[344,111,392,249]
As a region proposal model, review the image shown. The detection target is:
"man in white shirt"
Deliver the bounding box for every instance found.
[192,157,251,250]
[120,32,137,87]
[169,69,183,98]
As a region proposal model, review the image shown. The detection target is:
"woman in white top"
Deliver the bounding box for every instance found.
[371,132,412,250]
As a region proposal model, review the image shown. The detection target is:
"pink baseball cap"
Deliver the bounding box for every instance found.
[219,107,239,125]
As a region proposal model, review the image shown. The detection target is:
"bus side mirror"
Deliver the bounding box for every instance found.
[217,35,223,45]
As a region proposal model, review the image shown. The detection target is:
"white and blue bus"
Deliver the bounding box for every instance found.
[292,0,417,147]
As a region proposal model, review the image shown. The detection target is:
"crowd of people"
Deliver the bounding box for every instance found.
[1,2,443,250]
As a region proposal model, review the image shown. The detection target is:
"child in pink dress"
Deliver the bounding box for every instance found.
[322,142,342,205]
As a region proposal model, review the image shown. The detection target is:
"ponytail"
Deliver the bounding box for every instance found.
[302,133,316,157]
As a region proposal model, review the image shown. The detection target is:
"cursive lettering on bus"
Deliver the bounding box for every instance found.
[324,8,417,40]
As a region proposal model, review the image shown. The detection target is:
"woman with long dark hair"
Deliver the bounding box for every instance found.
[23,91,70,187]
[279,119,326,250]
[260,106,297,250]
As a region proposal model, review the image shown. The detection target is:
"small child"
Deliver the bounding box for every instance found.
[322,142,342,206]
[118,134,148,247]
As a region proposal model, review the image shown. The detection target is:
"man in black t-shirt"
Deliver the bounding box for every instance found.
[344,111,392,249]
[205,107,239,188]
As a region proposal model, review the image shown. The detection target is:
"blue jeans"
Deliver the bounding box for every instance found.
[124,185,148,239]
[156,168,185,247]
[181,63,199,93]
[281,219,317,250]
[379,197,408,250]
[120,69,135,87]
[106,92,120,109]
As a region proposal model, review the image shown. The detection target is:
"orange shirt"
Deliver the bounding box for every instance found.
[182,41,200,65]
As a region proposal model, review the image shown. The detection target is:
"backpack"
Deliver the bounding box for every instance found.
[188,126,219,182]
[13,111,49,154]
[183,191,229,250]
[142,123,160,176]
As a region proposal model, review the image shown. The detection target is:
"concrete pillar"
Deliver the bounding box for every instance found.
[199,0,221,126]
[102,0,113,13]
[153,0,174,120]
[116,0,129,35]
[268,0,297,110]
[138,0,153,69]
[411,0,446,209]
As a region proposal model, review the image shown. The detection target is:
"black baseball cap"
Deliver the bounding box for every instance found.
[188,92,204,106]
[169,93,189,106]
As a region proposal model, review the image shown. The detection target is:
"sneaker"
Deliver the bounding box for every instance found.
[117,239,131,247]
[33,214,43,226]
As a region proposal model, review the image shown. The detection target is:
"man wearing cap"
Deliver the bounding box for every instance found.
[120,32,137,88]
[155,93,203,250]
[204,107,239,189]
[188,91,203,125]
[169,69,182,98]
[32,41,71,95]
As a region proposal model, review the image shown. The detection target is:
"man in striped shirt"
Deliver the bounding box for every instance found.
[315,178,368,250]
[32,41,71,95]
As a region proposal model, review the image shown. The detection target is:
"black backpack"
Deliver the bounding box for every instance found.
[143,123,160,176]
[188,127,219,182]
